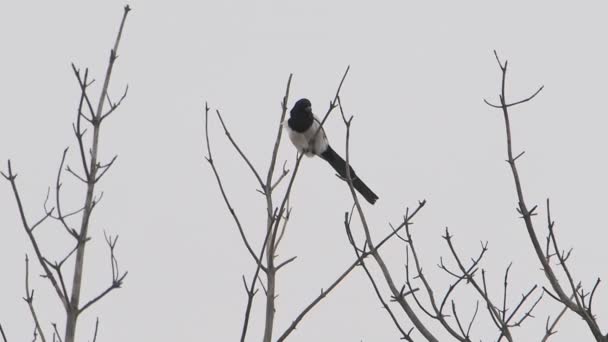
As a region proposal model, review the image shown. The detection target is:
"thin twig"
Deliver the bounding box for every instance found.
[266,74,293,191]
[2,161,68,310]
[215,109,265,189]
[246,74,294,342]
[341,109,439,341]
[266,68,349,342]
[54,149,86,239]
[274,207,291,250]
[344,211,413,341]
[0,323,7,342]
[51,325,62,342]
[239,227,273,342]
[486,51,605,341]
[203,102,266,270]
[78,232,127,314]
[405,219,473,341]
[24,255,48,342]
[443,229,512,341]
[542,300,570,342]
[91,318,99,342]
[276,200,427,342]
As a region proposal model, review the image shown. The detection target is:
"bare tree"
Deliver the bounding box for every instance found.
[204,68,436,342]
[207,53,606,342]
[1,6,131,342]
[338,96,541,341]
[484,51,607,341]
[206,70,524,341]
[336,51,606,341]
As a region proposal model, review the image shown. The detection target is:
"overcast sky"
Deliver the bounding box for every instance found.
[1,1,607,341]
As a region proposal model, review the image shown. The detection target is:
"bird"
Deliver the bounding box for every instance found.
[283,98,379,204]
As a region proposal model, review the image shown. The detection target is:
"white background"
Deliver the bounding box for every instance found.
[1,1,607,341]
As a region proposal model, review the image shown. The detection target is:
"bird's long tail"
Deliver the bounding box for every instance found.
[320,146,379,204]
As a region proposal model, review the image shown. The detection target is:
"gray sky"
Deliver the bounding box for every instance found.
[1,0,607,341]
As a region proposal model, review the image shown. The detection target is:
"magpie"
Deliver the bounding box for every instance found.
[284,98,379,204]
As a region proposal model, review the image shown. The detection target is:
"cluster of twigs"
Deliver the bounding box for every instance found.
[1,6,131,342]
[484,51,606,341]
[207,57,606,340]
[339,98,539,341]
[205,67,445,342]
[335,51,606,342]
[204,68,340,342]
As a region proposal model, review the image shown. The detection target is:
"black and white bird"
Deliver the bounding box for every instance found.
[284,98,379,204]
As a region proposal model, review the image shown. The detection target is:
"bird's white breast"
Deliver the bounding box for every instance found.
[283,118,329,156]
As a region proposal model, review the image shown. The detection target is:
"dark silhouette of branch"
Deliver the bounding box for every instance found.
[23,255,47,342]
[205,74,298,342]
[78,232,127,314]
[263,67,350,342]
[263,67,348,342]
[203,102,266,270]
[3,6,130,342]
[51,324,62,342]
[443,230,515,342]
[276,200,426,342]
[337,95,545,341]
[100,85,128,122]
[52,148,80,239]
[238,227,273,342]
[2,162,69,310]
[0,323,7,342]
[206,66,434,342]
[483,85,544,108]
[486,50,606,341]
[91,318,100,342]
[339,107,439,341]
[405,222,482,341]
[542,298,570,341]
[344,210,414,341]
[215,109,266,190]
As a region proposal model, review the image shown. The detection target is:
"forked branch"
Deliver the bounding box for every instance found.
[339,101,439,342]
[485,50,606,341]
[2,6,131,342]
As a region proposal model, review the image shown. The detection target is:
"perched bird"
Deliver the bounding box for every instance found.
[284,98,379,204]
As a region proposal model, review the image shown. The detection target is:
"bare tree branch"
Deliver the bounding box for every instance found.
[239,229,272,342]
[64,7,131,340]
[265,67,354,342]
[542,300,570,342]
[486,50,606,341]
[23,255,47,342]
[276,200,426,342]
[78,232,127,314]
[51,324,62,342]
[203,102,266,270]
[404,219,476,341]
[2,6,130,342]
[340,104,439,341]
[53,148,81,239]
[344,210,414,341]
[2,161,69,310]
[0,323,7,342]
[100,84,128,122]
[443,230,514,342]
[214,109,266,190]
[90,318,100,342]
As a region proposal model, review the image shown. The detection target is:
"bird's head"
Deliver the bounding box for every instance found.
[290,98,312,118]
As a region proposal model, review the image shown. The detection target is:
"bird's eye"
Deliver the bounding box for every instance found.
[306,106,312,112]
